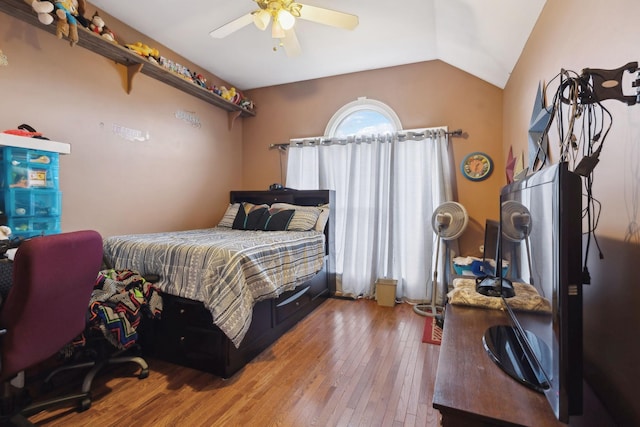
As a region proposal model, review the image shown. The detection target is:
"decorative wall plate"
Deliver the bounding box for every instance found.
[461,152,493,181]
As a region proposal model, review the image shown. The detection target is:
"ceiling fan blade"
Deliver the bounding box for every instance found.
[298,4,358,30]
[209,13,255,38]
[281,28,301,57]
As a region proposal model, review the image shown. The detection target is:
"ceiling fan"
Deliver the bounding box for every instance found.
[209,0,359,56]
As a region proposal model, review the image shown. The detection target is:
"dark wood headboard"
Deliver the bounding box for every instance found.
[229,190,336,291]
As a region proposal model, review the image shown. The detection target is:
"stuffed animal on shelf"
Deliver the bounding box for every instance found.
[225,88,241,105]
[74,0,89,28]
[101,25,117,43]
[125,42,160,63]
[89,11,104,34]
[89,11,117,43]
[24,0,54,25]
[53,0,87,46]
[220,86,236,101]
[192,72,207,88]
[240,97,255,111]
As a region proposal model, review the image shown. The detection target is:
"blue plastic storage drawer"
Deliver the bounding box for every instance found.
[0,189,61,217]
[7,217,61,238]
[0,147,59,189]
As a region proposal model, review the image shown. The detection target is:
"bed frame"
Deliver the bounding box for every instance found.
[144,189,335,379]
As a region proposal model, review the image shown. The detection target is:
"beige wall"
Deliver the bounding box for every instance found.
[7,0,636,422]
[1,5,504,252]
[505,0,640,423]
[0,9,244,238]
[243,60,505,256]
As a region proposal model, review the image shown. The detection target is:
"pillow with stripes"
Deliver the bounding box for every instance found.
[270,203,322,231]
[315,203,330,232]
[217,203,240,228]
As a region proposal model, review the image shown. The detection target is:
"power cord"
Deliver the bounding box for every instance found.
[544,69,612,283]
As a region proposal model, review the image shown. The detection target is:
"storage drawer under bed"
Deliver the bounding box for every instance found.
[147,274,329,378]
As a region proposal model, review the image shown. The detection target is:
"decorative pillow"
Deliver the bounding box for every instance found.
[271,203,322,231]
[315,203,330,232]
[217,203,240,228]
[232,202,269,230]
[256,208,295,231]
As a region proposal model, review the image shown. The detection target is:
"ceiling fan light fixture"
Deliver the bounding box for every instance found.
[278,9,296,30]
[209,0,357,55]
[271,20,285,39]
[253,10,271,31]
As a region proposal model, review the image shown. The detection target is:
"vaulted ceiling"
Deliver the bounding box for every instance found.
[89,0,546,90]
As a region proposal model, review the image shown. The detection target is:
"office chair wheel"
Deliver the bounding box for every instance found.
[79,397,91,412]
[138,367,149,380]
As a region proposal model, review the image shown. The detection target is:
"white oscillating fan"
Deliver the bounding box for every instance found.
[414,201,468,317]
[501,200,535,288]
[502,200,532,242]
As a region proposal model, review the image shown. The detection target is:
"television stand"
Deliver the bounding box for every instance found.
[432,305,615,426]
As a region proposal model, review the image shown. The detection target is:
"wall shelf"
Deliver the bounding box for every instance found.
[0,0,255,125]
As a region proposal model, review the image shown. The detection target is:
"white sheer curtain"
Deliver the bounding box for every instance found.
[286,128,455,302]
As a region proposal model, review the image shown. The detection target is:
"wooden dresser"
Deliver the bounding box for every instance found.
[432,305,615,426]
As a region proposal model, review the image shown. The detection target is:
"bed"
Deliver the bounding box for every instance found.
[102,189,335,378]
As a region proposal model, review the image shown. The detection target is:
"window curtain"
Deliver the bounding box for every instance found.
[286,128,455,303]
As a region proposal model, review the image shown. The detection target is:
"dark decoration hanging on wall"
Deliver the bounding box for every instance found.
[528,81,554,171]
[580,62,640,105]
[505,146,516,184]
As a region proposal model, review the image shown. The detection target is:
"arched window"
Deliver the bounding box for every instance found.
[287,97,453,301]
[324,97,402,137]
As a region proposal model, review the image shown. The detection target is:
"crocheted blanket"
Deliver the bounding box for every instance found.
[88,269,163,350]
[448,278,551,313]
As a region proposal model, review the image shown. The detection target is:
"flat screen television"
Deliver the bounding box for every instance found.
[482,162,583,423]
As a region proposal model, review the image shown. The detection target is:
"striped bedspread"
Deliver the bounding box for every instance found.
[102,227,326,347]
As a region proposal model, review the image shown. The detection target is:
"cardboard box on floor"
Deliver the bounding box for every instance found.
[375,278,397,307]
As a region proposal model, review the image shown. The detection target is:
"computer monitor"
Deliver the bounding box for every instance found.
[481,219,500,276]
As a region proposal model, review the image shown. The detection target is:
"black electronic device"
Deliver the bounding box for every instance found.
[483,162,583,423]
[475,276,515,298]
[475,219,515,298]
[481,219,500,276]
[268,183,295,191]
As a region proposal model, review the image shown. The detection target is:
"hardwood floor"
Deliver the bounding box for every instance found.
[28,298,442,426]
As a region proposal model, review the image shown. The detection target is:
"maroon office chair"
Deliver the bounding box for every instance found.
[0,230,103,424]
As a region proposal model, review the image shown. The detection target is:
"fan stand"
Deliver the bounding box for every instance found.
[414,230,445,317]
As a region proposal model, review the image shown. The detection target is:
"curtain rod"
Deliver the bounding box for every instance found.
[269,128,465,150]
